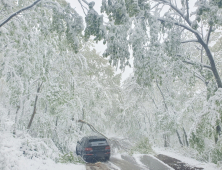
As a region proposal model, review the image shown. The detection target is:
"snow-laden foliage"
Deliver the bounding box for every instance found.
[189,88,222,163]
[1,0,222,166]
[0,0,122,162]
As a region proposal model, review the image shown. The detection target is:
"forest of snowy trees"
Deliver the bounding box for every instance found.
[0,0,222,169]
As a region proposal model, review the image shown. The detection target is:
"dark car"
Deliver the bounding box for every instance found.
[76,136,110,162]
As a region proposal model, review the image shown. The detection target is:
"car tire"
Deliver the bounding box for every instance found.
[105,156,110,161]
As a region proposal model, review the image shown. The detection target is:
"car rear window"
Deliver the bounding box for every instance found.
[89,139,107,146]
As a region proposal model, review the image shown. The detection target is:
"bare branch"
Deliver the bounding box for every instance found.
[194,74,205,84]
[181,39,198,43]
[156,80,168,111]
[182,60,212,70]
[151,2,161,10]
[195,45,201,50]
[186,0,189,21]
[0,0,41,28]
[156,0,191,25]
[81,0,89,6]
[78,119,108,139]
[206,25,212,45]
[158,17,198,35]
[78,0,88,16]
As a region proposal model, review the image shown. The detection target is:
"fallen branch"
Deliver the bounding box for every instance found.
[78,119,108,139]
[78,119,130,152]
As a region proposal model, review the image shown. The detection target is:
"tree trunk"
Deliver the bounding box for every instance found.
[163,134,170,147]
[176,130,183,146]
[195,33,222,88]
[27,82,43,129]
[183,127,189,147]
[13,106,20,135]
[80,108,85,131]
[215,125,221,144]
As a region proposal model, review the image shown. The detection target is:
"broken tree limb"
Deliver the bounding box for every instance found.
[78,119,108,139]
[78,119,130,152]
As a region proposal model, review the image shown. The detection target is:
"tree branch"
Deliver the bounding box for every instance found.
[0,0,41,28]
[185,0,189,21]
[181,39,198,43]
[194,74,206,84]
[78,0,88,16]
[158,18,198,35]
[206,25,212,45]
[182,60,212,70]
[81,0,89,6]
[156,0,191,25]
[78,119,108,139]
[156,80,168,111]
[151,2,161,10]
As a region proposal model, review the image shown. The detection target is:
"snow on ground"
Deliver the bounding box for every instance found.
[0,130,85,170]
[111,153,123,160]
[133,154,173,170]
[153,147,219,170]
[133,154,147,167]
[18,158,85,170]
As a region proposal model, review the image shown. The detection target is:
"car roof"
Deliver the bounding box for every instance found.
[85,136,106,140]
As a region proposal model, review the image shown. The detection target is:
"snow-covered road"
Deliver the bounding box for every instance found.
[85,154,172,170]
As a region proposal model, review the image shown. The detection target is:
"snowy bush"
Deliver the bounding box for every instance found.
[59,152,84,164]
[189,88,222,163]
[130,137,154,154]
[212,138,222,164]
[19,135,60,161]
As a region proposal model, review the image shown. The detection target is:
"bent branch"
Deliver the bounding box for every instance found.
[181,39,198,43]
[78,119,108,139]
[158,18,222,88]
[0,0,41,28]
[182,60,212,70]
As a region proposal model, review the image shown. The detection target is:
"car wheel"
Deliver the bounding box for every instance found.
[105,156,110,161]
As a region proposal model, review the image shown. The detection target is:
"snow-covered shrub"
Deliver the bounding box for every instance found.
[59,152,84,164]
[19,134,60,161]
[130,137,154,154]
[212,138,222,164]
[190,88,222,163]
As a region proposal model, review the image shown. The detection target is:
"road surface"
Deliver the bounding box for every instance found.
[85,154,173,170]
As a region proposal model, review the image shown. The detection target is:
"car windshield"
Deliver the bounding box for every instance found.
[89,139,107,146]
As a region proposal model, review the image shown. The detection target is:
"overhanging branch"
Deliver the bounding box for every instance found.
[183,60,212,70]
[81,0,89,6]
[155,0,191,25]
[206,25,212,45]
[158,18,198,35]
[78,119,108,139]
[186,0,189,21]
[78,0,88,16]
[0,0,41,28]
[181,39,198,43]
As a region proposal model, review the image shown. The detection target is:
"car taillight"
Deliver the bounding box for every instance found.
[105,146,110,150]
[85,147,93,151]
